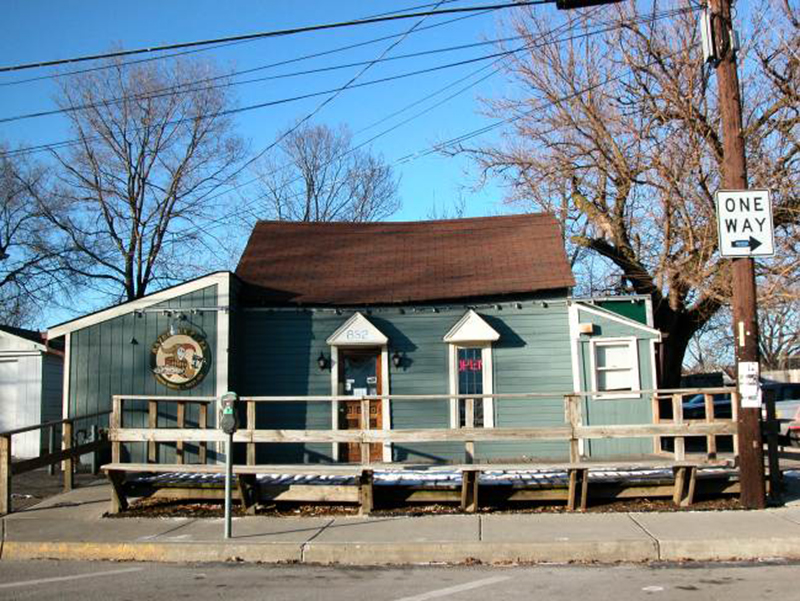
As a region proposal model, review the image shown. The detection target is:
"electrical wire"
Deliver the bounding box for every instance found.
[0,1,554,74]
[0,0,482,89]
[0,5,698,158]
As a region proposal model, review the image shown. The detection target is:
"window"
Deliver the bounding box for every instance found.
[444,310,498,428]
[591,338,640,398]
[457,347,484,427]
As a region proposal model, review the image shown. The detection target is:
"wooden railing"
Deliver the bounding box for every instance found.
[108,388,738,467]
[1,410,111,514]
[110,395,216,466]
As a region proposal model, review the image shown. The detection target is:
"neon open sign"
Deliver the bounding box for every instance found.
[459,359,482,372]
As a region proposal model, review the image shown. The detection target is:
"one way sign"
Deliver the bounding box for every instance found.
[715,189,775,258]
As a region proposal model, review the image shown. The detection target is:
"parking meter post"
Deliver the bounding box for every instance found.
[225,431,233,539]
[219,391,238,540]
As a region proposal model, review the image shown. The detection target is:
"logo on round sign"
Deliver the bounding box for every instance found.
[151,329,210,390]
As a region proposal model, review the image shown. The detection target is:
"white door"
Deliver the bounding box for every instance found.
[0,360,19,433]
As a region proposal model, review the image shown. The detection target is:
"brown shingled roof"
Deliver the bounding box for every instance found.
[235,213,574,305]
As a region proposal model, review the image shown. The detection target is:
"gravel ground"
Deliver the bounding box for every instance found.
[110,492,744,519]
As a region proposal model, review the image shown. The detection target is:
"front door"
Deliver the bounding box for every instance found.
[338,349,382,462]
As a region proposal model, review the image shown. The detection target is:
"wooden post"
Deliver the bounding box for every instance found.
[709,0,766,510]
[464,398,475,464]
[91,424,99,475]
[107,470,128,513]
[704,393,717,459]
[176,401,186,465]
[199,403,208,464]
[360,397,370,464]
[48,426,56,475]
[111,396,122,464]
[63,420,74,492]
[652,393,662,454]
[672,394,685,462]
[460,468,479,513]
[359,469,374,515]
[247,400,256,466]
[0,435,11,515]
[148,400,158,464]
[566,395,581,463]
[672,466,687,505]
[731,390,740,456]
[237,473,258,515]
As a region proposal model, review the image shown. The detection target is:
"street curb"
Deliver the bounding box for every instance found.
[301,540,659,565]
[5,537,800,566]
[657,538,800,562]
[0,541,303,564]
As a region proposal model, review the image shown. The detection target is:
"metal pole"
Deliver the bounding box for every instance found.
[709,0,765,509]
[224,431,233,539]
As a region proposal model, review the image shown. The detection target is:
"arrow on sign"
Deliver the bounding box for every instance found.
[731,236,762,251]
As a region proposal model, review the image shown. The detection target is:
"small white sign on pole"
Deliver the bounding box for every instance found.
[738,361,761,409]
[715,189,775,257]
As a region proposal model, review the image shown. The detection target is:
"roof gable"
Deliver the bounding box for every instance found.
[0,325,47,352]
[236,214,574,306]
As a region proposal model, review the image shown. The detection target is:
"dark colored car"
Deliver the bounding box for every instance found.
[682,393,732,420]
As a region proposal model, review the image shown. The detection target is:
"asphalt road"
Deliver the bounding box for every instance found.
[0,560,797,601]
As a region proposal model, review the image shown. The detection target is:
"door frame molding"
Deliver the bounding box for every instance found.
[330,344,391,462]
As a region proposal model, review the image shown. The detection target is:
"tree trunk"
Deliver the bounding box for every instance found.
[654,309,697,389]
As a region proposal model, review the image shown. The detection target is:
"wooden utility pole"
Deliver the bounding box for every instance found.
[709,0,766,508]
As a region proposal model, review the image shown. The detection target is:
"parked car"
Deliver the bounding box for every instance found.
[682,393,732,420]
[765,382,800,445]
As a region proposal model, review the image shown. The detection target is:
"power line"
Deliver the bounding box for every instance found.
[0,1,553,74]
[0,5,696,160]
[180,4,689,236]
[0,0,472,88]
[0,35,528,125]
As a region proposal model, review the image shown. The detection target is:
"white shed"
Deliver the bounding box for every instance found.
[0,326,64,458]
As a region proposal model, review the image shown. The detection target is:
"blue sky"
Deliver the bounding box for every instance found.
[2,1,572,325]
[0,1,539,222]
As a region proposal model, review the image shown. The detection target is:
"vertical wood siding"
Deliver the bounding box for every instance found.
[68,286,218,462]
[576,306,657,457]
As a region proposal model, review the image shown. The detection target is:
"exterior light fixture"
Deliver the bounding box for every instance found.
[317,352,328,371]
[392,351,403,369]
[169,313,186,336]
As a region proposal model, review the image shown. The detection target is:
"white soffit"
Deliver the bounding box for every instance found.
[326,312,388,346]
[443,310,500,343]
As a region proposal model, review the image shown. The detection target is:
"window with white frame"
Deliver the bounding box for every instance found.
[456,346,485,427]
[443,310,499,428]
[591,338,640,397]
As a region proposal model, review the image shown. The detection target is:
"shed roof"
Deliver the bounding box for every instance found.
[236,213,574,305]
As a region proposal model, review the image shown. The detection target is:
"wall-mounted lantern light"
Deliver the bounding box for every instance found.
[317,351,329,371]
[168,312,186,336]
[392,351,403,369]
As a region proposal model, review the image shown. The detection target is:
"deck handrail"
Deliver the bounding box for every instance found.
[107,390,739,469]
[1,409,112,515]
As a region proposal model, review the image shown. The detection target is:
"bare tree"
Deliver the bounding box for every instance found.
[0,146,67,326]
[460,0,800,385]
[254,122,400,223]
[44,56,246,302]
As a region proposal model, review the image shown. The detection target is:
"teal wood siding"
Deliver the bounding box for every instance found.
[237,311,337,463]
[68,286,218,463]
[379,313,456,462]
[575,305,658,457]
[238,293,574,464]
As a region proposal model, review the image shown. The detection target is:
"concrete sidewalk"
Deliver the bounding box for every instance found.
[4,480,800,565]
